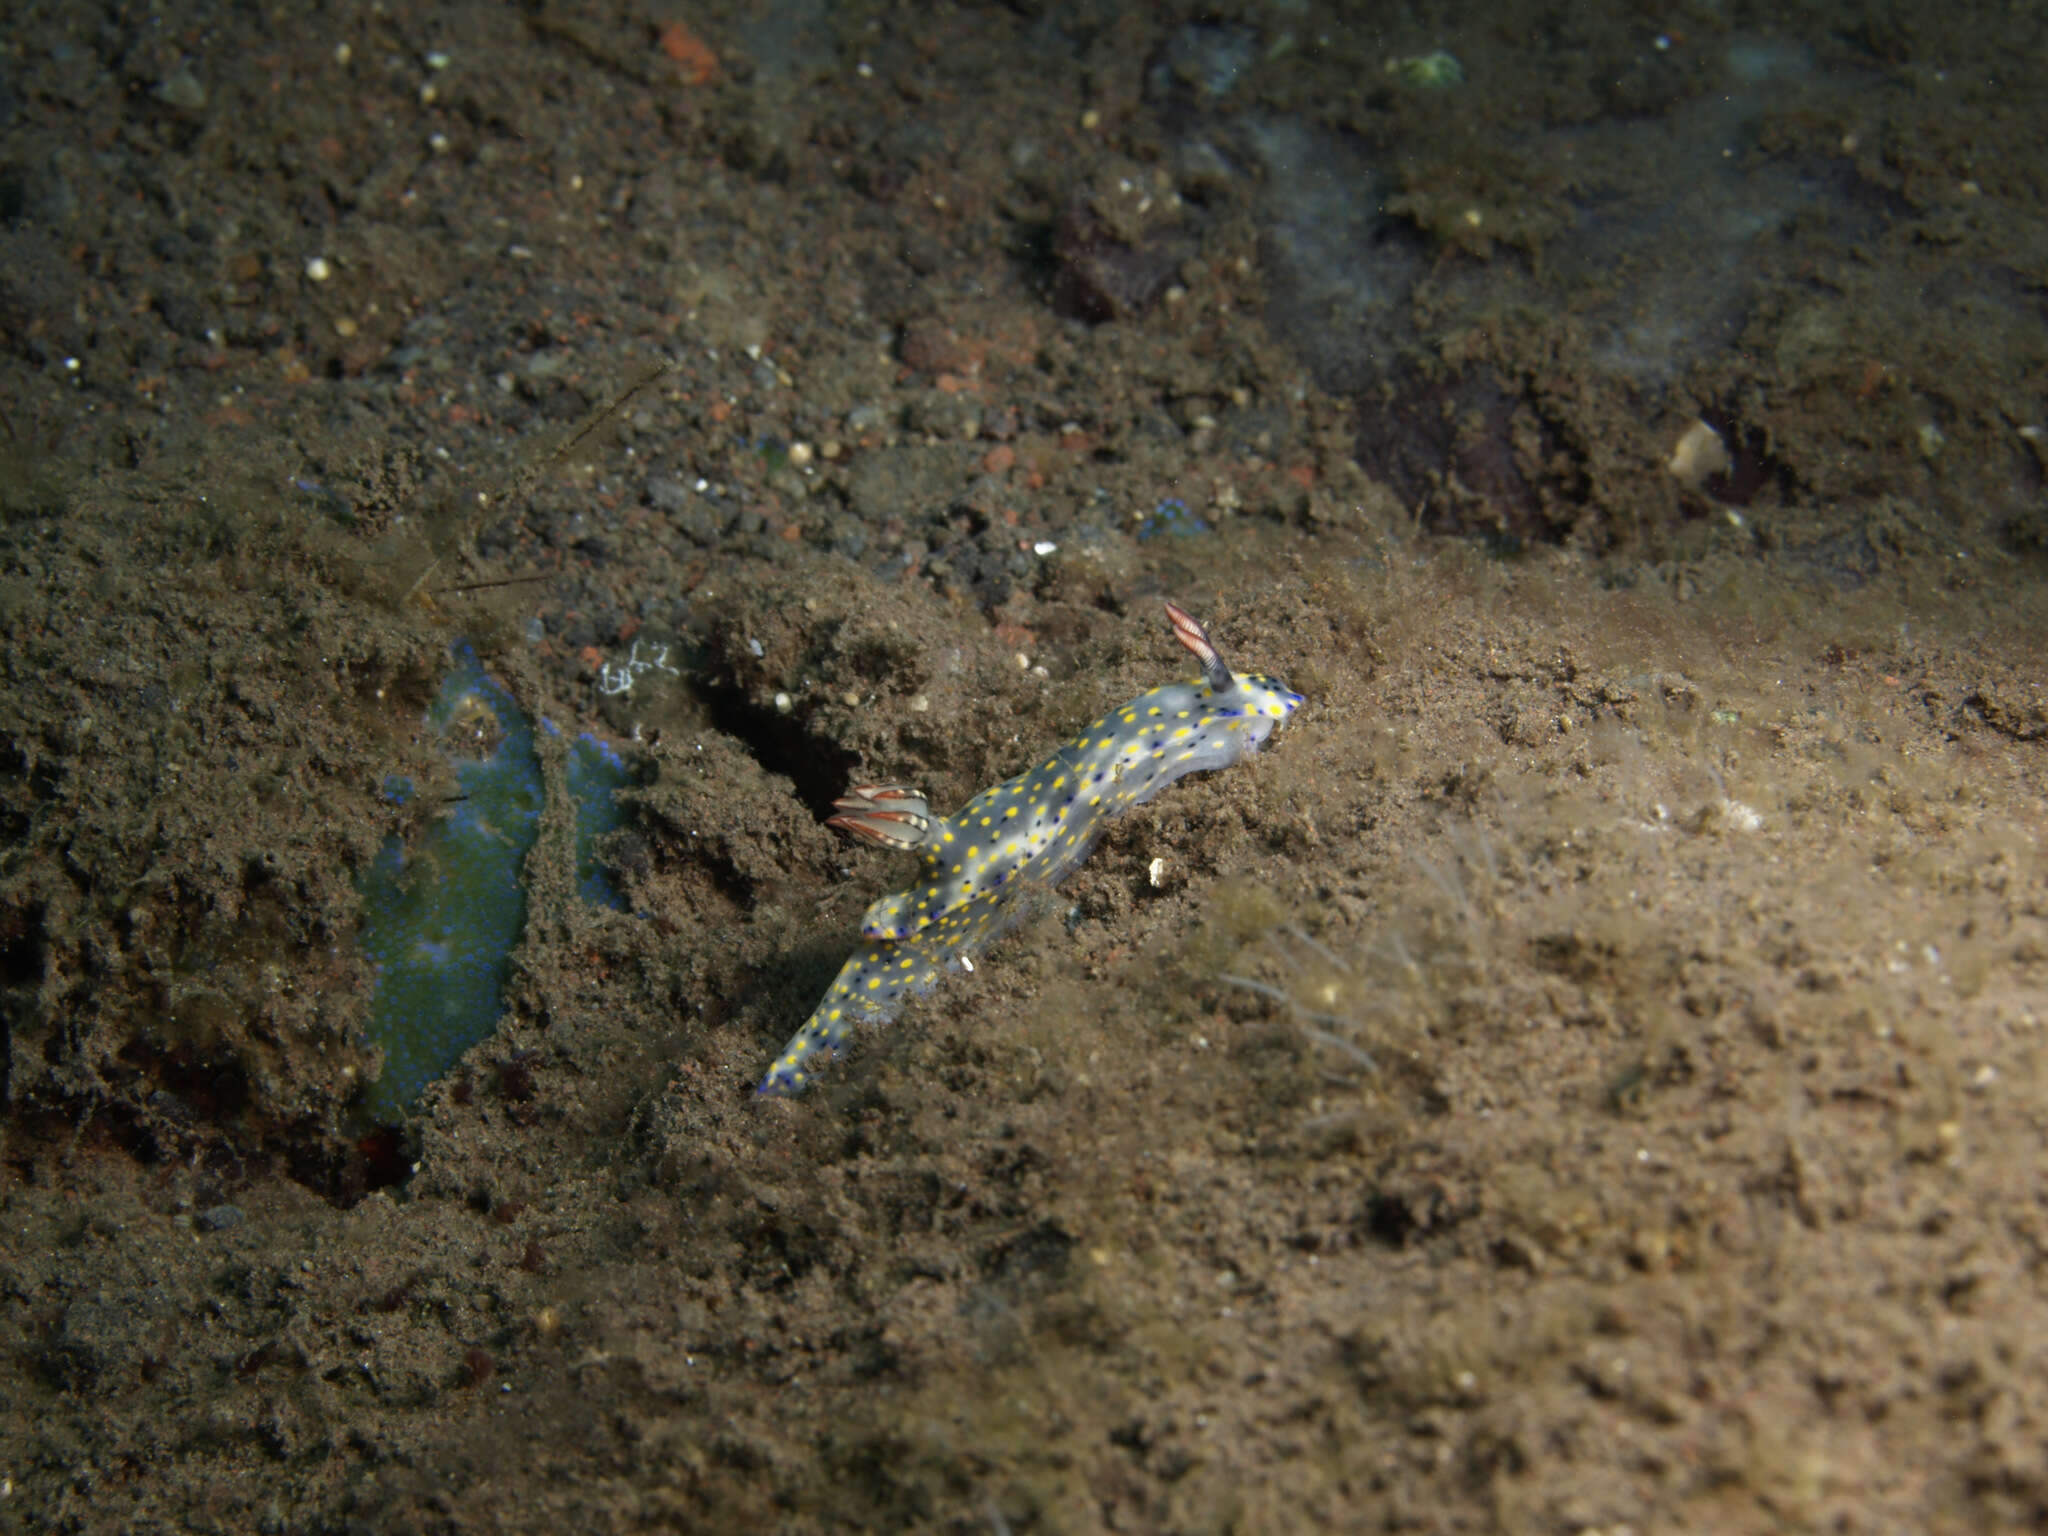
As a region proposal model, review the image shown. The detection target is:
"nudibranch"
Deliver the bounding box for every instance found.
[756,601,1304,1096]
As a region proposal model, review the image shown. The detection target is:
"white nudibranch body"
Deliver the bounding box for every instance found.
[756,602,1303,1096]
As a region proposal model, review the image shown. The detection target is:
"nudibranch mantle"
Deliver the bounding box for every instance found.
[757,602,1303,1096]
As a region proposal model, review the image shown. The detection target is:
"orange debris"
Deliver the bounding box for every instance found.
[658,21,718,86]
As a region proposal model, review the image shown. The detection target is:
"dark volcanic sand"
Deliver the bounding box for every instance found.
[2,4,2045,1531]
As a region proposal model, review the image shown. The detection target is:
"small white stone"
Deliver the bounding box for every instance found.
[1667,417,1730,492]
[773,691,792,713]
[304,256,332,283]
[1720,799,1762,833]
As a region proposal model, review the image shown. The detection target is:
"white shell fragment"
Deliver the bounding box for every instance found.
[1666,418,1732,494]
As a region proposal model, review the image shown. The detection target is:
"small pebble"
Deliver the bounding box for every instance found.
[155,68,207,112]
[196,1204,246,1233]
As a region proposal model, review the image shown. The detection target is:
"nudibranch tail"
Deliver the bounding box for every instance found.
[756,600,1304,1098]
[827,783,934,850]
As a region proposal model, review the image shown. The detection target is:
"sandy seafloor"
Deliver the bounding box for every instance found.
[1,1,2046,1531]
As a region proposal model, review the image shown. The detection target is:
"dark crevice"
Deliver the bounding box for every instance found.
[694,678,861,822]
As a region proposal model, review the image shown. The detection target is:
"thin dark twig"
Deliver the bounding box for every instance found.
[495,356,678,513]
[433,574,555,595]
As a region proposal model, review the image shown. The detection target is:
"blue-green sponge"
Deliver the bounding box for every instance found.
[356,647,544,1123]
[562,728,631,912]
[356,646,638,1122]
